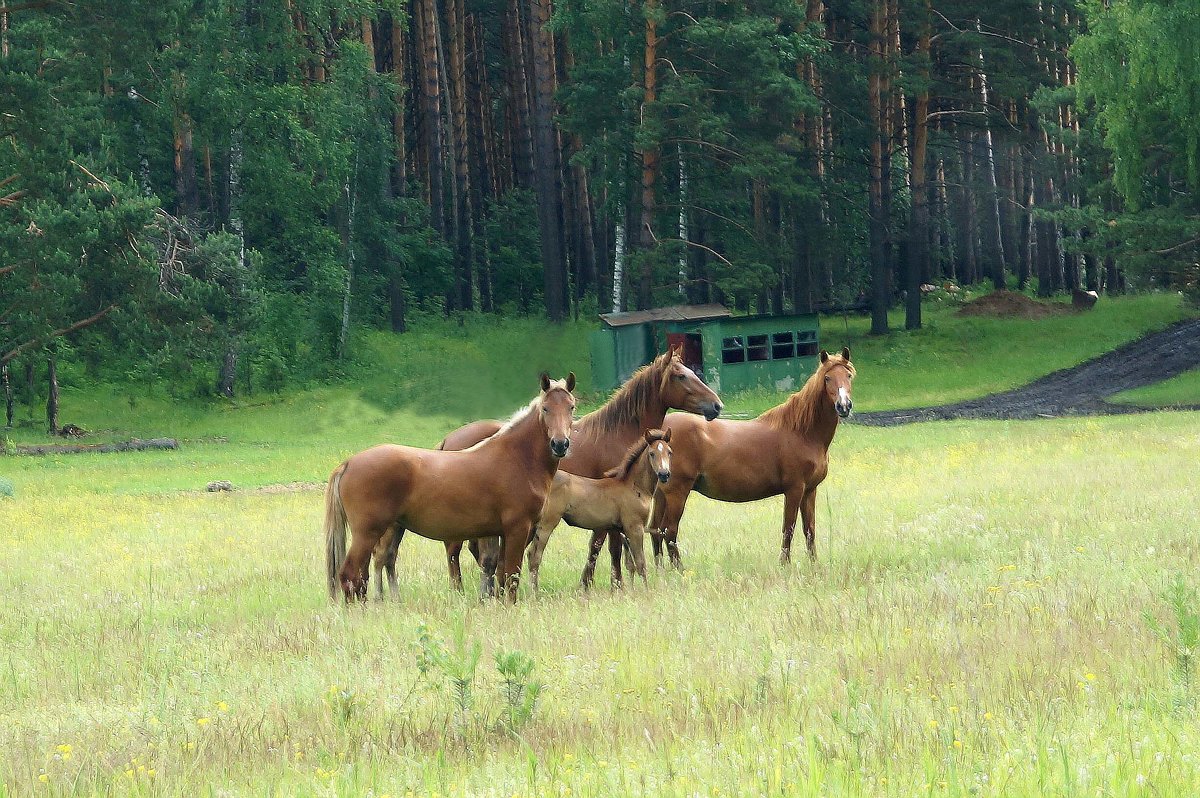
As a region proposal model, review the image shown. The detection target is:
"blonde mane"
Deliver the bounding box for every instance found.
[578,351,676,435]
[758,355,855,432]
[603,429,668,481]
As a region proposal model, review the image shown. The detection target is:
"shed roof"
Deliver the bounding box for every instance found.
[599,303,732,328]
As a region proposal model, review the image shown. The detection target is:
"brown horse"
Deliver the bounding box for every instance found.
[650,348,855,568]
[324,373,576,602]
[526,428,673,592]
[373,349,721,598]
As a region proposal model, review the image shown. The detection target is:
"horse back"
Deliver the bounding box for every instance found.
[439,419,504,451]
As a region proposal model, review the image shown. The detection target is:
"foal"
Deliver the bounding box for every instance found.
[525,428,673,592]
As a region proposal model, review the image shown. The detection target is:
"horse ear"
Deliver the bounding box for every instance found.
[841,346,851,361]
[540,372,551,392]
[819,350,829,363]
[644,429,655,443]
[663,427,672,442]
[565,372,576,392]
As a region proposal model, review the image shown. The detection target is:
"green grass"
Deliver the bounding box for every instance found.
[3,413,1200,795]
[3,291,1200,795]
[1112,368,1200,408]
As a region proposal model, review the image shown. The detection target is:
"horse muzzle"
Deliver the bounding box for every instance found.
[550,438,570,458]
[702,400,723,421]
[835,400,853,419]
[657,470,671,484]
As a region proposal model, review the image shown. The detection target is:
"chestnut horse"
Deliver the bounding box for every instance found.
[651,348,855,568]
[526,428,673,592]
[324,374,576,602]
[373,349,721,598]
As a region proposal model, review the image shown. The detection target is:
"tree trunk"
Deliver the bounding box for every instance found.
[2,363,12,428]
[46,350,58,435]
[338,156,359,360]
[390,11,408,196]
[612,198,627,313]
[416,0,445,236]
[218,348,238,398]
[636,0,660,309]
[527,0,568,320]
[506,0,535,190]
[467,14,495,313]
[867,0,889,334]
[905,1,930,330]
[444,0,474,311]
[976,21,1007,290]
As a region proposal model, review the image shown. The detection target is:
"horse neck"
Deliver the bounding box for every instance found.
[774,387,840,450]
[497,405,557,474]
[630,453,658,494]
[806,400,840,450]
[579,368,667,442]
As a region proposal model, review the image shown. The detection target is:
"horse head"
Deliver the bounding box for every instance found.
[660,348,722,421]
[644,427,673,484]
[539,372,577,458]
[819,347,855,419]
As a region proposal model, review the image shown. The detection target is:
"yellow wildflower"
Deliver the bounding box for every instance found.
[196,717,211,727]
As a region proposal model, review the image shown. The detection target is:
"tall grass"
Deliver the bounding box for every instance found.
[3,412,1200,795]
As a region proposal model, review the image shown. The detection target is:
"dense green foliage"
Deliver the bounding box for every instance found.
[1,0,1197,416]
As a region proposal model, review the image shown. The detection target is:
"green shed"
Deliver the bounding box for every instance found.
[590,304,820,395]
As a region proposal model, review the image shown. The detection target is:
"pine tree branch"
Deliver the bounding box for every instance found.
[1,304,116,366]
[1153,236,1200,255]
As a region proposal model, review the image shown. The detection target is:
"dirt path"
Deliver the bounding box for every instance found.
[854,318,1200,426]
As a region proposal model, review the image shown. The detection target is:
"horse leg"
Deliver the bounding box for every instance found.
[658,486,692,571]
[338,530,381,602]
[474,538,498,600]
[499,526,527,603]
[580,530,606,590]
[525,517,557,595]
[384,527,404,598]
[607,529,624,589]
[649,490,667,569]
[445,541,465,592]
[800,489,818,562]
[780,491,803,565]
[372,529,391,601]
[624,528,648,585]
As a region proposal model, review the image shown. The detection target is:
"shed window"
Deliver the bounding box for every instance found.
[747,335,769,361]
[772,332,795,359]
[721,336,746,364]
[797,329,819,357]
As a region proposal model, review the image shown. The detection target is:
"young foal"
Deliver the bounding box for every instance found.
[651,349,855,568]
[525,428,672,592]
[324,374,576,602]
[373,350,720,598]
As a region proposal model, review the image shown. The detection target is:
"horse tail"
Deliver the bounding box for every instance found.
[324,463,349,599]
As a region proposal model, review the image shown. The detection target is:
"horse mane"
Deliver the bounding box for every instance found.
[486,380,566,441]
[603,429,668,481]
[578,350,676,435]
[757,355,855,432]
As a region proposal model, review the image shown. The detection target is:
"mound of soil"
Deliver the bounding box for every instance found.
[957,290,1069,319]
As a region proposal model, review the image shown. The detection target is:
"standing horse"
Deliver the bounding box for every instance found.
[373,349,721,598]
[650,348,855,568]
[526,428,673,592]
[324,374,576,602]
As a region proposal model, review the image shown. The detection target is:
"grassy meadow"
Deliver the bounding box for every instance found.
[2,293,1200,796]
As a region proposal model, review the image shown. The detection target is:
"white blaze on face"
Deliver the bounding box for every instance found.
[838,386,850,405]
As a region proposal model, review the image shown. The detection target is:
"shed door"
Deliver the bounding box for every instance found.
[666,333,704,380]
